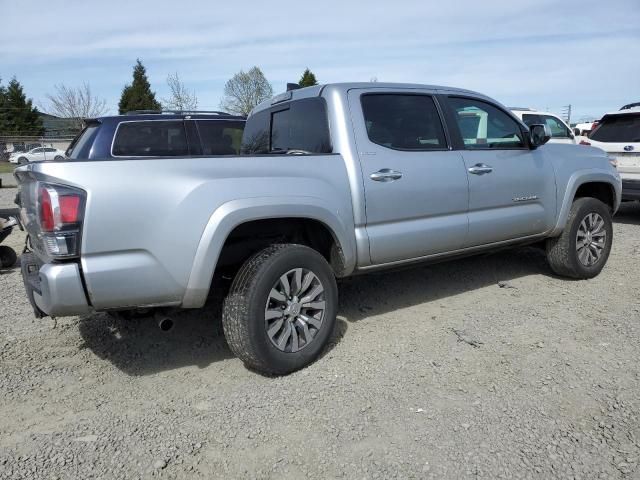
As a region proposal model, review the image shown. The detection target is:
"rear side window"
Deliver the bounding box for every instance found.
[522,114,570,138]
[112,121,188,156]
[361,94,447,150]
[449,97,525,149]
[590,114,640,142]
[196,120,245,155]
[67,124,99,159]
[241,98,331,154]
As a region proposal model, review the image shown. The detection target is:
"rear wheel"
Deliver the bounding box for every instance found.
[222,244,338,375]
[0,245,18,268]
[546,197,613,279]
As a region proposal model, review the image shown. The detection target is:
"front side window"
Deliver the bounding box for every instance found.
[449,97,525,149]
[196,120,245,155]
[112,121,188,156]
[360,94,446,150]
[31,148,43,153]
[590,114,640,143]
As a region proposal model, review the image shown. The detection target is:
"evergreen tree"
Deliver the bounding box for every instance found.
[298,68,318,88]
[0,77,44,136]
[118,59,161,114]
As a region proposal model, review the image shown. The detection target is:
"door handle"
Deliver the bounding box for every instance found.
[467,164,493,175]
[370,169,403,182]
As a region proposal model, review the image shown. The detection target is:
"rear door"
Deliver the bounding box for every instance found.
[348,89,469,265]
[444,96,557,246]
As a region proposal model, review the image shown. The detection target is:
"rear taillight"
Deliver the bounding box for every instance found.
[38,184,86,258]
[579,140,591,146]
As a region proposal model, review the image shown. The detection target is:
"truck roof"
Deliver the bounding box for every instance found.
[251,82,491,116]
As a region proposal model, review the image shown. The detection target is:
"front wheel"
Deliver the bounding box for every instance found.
[18,157,28,165]
[54,155,64,161]
[222,244,338,375]
[546,197,613,279]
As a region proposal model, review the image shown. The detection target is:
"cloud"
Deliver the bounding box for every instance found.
[1,0,638,119]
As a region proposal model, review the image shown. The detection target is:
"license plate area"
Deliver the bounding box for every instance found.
[613,153,640,171]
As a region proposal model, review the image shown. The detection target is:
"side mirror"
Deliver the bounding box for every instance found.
[573,127,581,137]
[529,124,551,148]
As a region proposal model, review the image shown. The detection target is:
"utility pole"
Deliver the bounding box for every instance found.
[561,104,572,124]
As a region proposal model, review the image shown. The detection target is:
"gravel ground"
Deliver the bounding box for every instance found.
[1,184,639,479]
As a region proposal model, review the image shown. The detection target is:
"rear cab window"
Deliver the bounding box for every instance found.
[112,121,188,156]
[590,114,640,143]
[242,97,331,154]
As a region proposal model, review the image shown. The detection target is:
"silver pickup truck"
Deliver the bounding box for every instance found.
[15,82,621,374]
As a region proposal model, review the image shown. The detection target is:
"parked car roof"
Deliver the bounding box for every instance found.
[601,106,640,117]
[88,111,246,123]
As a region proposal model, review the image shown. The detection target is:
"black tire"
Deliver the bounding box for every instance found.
[54,155,64,161]
[0,245,18,268]
[222,244,338,375]
[546,197,613,279]
[18,157,27,165]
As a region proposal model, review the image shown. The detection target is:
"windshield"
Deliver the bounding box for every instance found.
[590,114,640,143]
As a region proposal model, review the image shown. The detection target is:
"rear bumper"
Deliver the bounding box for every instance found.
[21,252,91,317]
[622,179,640,201]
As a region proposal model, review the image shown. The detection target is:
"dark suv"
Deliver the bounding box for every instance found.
[66,111,246,160]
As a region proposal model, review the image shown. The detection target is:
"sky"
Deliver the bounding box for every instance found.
[1,0,639,122]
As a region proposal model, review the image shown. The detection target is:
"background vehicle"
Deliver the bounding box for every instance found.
[578,106,640,201]
[573,120,599,137]
[621,102,640,110]
[15,83,621,375]
[64,110,246,160]
[9,147,67,164]
[511,108,576,144]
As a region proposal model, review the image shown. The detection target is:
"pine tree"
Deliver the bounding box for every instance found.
[298,68,318,88]
[0,77,44,136]
[118,59,161,114]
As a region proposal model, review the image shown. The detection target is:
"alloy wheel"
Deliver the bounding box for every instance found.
[264,268,326,353]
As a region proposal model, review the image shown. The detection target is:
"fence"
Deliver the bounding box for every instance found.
[0,136,75,160]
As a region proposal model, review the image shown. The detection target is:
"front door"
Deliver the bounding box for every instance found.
[445,96,557,246]
[348,90,469,265]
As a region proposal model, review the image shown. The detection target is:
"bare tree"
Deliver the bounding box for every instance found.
[44,83,108,130]
[162,72,198,111]
[219,66,273,116]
